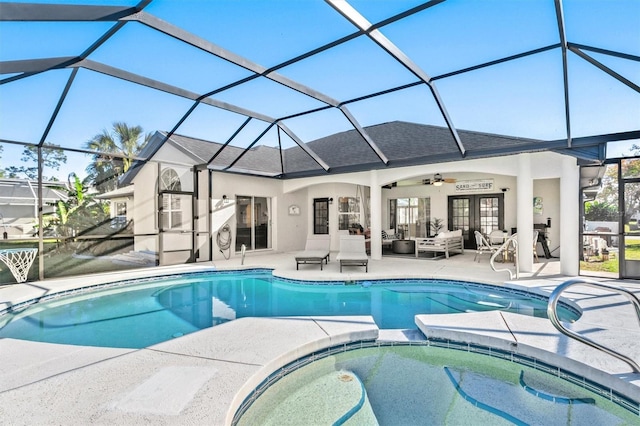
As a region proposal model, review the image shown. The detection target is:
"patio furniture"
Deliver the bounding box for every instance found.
[336,235,368,272]
[381,228,399,249]
[474,231,496,262]
[295,235,331,270]
[415,230,464,259]
[0,248,38,283]
[488,230,508,246]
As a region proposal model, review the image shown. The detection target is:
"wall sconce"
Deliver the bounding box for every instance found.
[222,194,228,204]
[329,197,334,204]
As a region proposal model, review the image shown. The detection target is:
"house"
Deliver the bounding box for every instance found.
[0,178,68,238]
[116,121,604,276]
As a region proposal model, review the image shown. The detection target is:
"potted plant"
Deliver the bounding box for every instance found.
[429,218,444,236]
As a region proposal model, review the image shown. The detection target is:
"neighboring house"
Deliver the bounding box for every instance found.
[94,185,134,230]
[117,121,605,275]
[0,178,67,238]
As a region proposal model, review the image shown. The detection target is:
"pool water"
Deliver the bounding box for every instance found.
[236,345,638,425]
[0,270,579,348]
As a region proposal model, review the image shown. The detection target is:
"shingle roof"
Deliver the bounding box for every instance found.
[121,120,603,184]
[0,179,68,205]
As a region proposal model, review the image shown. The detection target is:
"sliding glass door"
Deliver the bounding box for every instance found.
[235,196,271,251]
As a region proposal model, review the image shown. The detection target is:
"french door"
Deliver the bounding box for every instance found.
[313,198,329,234]
[448,194,504,249]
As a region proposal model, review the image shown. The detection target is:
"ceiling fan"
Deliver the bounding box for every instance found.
[422,173,456,186]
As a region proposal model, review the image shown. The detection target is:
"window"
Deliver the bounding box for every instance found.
[162,194,183,229]
[160,168,182,191]
[114,201,127,218]
[338,196,360,231]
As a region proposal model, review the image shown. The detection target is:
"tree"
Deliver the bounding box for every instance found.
[0,145,4,178]
[42,173,109,238]
[585,201,618,221]
[5,144,67,180]
[588,146,640,222]
[84,122,150,192]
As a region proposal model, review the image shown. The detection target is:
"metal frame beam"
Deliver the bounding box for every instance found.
[0,3,138,21]
[338,106,389,164]
[225,123,277,170]
[131,12,341,107]
[38,68,78,147]
[207,118,252,165]
[569,43,640,63]
[277,122,331,172]
[326,0,466,157]
[554,0,572,147]
[78,59,275,122]
[568,46,640,93]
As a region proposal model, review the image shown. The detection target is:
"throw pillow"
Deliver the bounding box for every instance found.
[382,230,388,239]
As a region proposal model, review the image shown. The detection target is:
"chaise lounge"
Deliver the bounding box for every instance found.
[336,235,369,272]
[295,235,331,270]
[415,229,464,259]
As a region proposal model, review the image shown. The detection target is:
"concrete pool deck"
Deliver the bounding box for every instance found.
[0,251,639,424]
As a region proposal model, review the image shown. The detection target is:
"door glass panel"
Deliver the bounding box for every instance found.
[314,199,329,234]
[451,198,470,236]
[254,196,270,250]
[580,163,619,278]
[621,158,640,179]
[623,182,640,236]
[236,196,251,251]
[623,181,640,277]
[392,197,430,239]
[479,197,499,234]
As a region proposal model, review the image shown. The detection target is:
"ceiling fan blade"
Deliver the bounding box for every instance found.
[443,178,456,183]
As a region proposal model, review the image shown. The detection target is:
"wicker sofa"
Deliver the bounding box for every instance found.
[415,229,464,259]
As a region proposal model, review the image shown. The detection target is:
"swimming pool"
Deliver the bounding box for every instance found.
[0,269,580,348]
[235,344,639,425]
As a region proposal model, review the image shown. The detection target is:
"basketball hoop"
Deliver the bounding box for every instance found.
[0,248,38,283]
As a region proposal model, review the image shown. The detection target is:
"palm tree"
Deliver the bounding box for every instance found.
[84,122,150,192]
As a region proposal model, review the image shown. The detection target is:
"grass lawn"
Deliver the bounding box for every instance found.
[624,238,640,260]
[580,239,640,274]
[580,258,619,273]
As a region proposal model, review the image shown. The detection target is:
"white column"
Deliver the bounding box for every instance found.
[560,156,580,275]
[517,154,534,272]
[370,170,382,260]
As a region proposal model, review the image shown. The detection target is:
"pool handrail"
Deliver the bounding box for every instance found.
[547,278,640,373]
[490,235,518,280]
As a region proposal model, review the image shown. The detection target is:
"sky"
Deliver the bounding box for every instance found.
[0,0,639,181]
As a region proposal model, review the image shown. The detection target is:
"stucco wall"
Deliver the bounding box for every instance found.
[132,164,158,253]
[130,146,577,272]
[380,172,518,233]
[211,172,284,261]
[533,178,560,257]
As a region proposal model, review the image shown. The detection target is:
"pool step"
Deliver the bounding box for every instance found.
[242,369,378,425]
